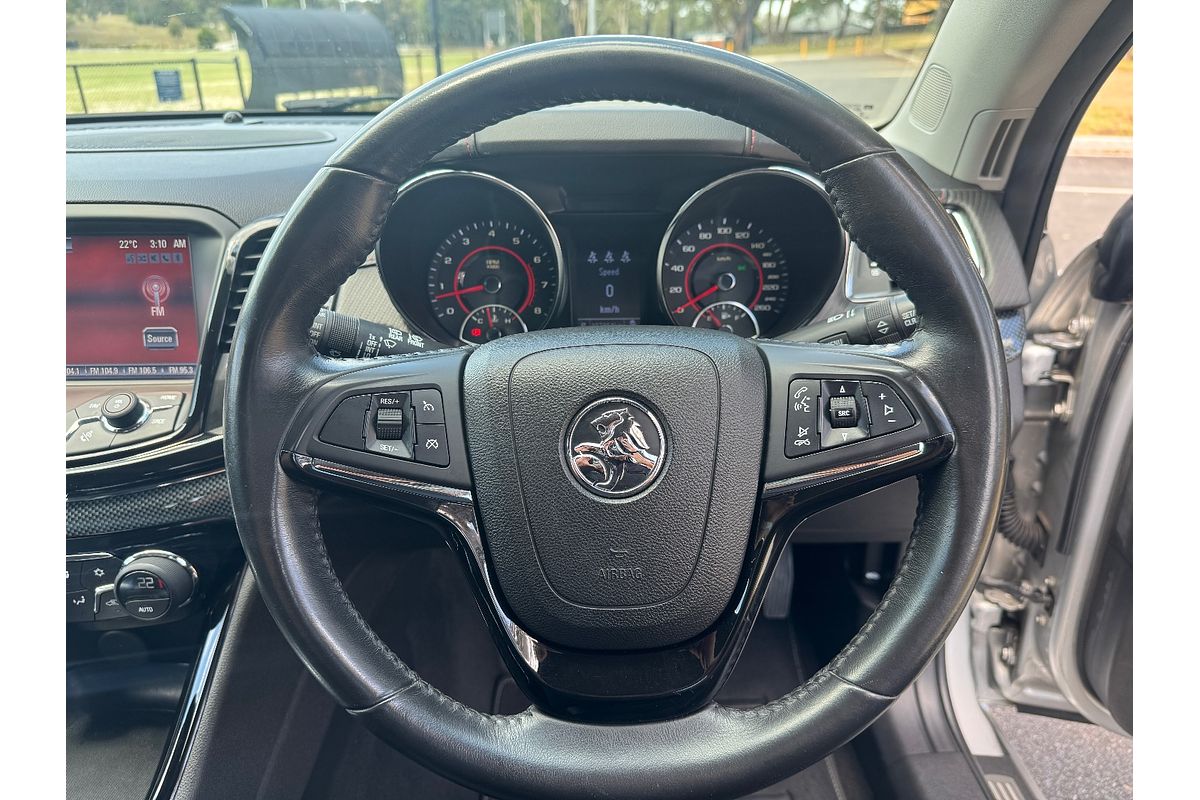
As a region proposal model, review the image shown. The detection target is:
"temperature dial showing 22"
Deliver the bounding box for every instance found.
[660,218,788,335]
[427,220,558,340]
[459,304,528,345]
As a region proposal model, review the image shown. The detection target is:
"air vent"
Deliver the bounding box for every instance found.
[909,64,952,132]
[979,116,1027,180]
[219,223,277,353]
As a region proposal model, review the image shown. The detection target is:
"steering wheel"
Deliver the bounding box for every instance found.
[225,37,1007,800]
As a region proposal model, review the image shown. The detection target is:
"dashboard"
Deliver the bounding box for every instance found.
[65,106,1030,511]
[377,165,845,345]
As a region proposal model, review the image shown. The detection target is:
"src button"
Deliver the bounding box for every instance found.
[827,395,860,428]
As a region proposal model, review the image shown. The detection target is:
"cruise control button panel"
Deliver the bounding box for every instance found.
[782,376,917,458]
[316,387,451,468]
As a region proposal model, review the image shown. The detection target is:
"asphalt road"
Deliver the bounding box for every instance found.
[757,54,921,124]
[761,54,1133,265]
[1047,151,1133,268]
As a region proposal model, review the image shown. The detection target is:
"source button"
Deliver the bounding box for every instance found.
[142,327,179,350]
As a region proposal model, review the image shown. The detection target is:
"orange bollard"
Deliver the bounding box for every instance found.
[827,36,836,57]
[854,36,864,56]
[800,37,808,59]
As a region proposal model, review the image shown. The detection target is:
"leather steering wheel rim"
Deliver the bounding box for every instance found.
[225,36,1008,800]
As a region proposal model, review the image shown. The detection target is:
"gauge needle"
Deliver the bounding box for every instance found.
[485,306,494,326]
[705,308,722,326]
[675,283,721,313]
[434,284,485,301]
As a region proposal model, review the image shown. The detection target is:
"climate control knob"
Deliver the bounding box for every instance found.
[113,552,196,621]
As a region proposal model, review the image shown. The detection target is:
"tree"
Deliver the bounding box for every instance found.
[168,17,184,39]
[568,0,588,36]
[197,26,218,49]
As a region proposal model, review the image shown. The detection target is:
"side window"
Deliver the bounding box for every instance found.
[1045,51,1132,268]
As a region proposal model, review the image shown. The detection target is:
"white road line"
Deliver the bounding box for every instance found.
[1055,185,1132,195]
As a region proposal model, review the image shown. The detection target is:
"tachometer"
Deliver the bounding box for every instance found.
[426,220,558,341]
[659,217,788,334]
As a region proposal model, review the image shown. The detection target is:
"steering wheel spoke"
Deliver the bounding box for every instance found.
[756,338,954,519]
[281,348,473,511]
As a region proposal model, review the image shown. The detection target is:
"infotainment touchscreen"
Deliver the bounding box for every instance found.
[66,235,200,380]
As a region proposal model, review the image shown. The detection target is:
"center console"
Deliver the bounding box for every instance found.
[65,205,247,800]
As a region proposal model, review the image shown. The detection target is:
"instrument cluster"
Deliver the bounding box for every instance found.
[376,166,847,345]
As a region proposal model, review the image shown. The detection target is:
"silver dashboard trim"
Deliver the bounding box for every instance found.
[290,453,472,505]
[844,205,986,302]
[762,442,926,496]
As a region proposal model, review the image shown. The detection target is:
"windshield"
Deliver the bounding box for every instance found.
[66,1,950,126]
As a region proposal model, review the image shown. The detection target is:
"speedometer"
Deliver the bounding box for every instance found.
[656,167,847,338]
[426,219,559,342]
[659,217,788,334]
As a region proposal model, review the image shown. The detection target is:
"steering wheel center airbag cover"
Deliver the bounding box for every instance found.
[464,326,765,650]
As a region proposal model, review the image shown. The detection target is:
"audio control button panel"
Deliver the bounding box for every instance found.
[65,389,185,456]
[783,376,916,458]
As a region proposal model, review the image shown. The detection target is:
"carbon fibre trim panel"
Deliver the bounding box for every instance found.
[938,187,1030,310]
[67,471,232,537]
[998,310,1027,362]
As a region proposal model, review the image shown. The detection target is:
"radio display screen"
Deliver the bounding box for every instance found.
[66,235,200,380]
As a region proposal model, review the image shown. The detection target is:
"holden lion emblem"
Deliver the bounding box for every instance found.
[566,397,666,498]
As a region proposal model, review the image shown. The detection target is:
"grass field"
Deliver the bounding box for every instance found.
[67,13,205,49]
[749,30,936,59]
[66,29,1131,137]
[1076,51,1132,137]
[66,45,488,114]
[67,49,251,114]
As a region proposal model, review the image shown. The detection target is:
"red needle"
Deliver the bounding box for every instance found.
[485,306,494,326]
[675,283,721,313]
[706,308,722,326]
[434,284,485,301]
